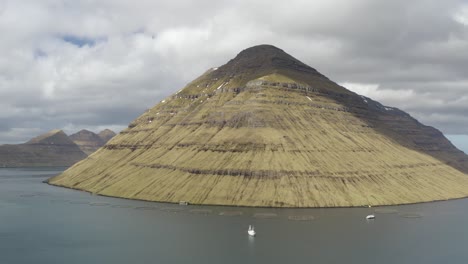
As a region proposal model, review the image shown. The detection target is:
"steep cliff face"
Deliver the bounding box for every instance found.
[0,130,87,167]
[49,45,468,207]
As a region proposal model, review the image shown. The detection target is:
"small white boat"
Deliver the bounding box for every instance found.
[366,214,375,220]
[248,225,256,236]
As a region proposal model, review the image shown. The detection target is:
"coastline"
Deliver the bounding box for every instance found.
[45,178,468,209]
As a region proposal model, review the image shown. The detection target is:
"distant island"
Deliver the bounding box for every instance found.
[0,129,116,167]
[49,45,468,207]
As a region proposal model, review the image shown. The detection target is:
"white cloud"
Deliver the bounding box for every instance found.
[1,0,468,144]
[340,82,415,102]
[454,5,468,26]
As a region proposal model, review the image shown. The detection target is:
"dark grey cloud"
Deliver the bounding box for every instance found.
[0,0,468,144]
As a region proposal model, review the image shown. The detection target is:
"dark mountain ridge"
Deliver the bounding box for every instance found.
[0,130,87,167]
[0,128,117,167]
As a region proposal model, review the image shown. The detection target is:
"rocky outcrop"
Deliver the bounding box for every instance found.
[49,45,468,207]
[0,130,87,167]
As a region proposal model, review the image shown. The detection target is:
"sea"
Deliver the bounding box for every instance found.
[1,167,468,264]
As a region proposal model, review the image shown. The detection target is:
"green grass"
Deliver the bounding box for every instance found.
[49,62,468,207]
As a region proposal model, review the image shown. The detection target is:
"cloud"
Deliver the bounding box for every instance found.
[454,4,468,25]
[0,0,468,144]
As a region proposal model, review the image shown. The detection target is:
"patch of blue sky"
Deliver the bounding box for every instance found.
[61,35,106,47]
[446,134,468,154]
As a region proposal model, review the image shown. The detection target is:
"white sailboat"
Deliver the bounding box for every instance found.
[366,214,375,220]
[248,225,256,236]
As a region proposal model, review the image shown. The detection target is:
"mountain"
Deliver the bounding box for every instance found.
[48,45,468,207]
[69,129,116,155]
[69,130,105,155]
[0,130,87,167]
[98,129,117,143]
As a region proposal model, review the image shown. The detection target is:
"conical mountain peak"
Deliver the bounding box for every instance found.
[98,129,116,142]
[70,130,103,142]
[230,45,307,68]
[69,129,110,155]
[232,44,293,64]
[76,129,92,134]
[26,129,72,145]
[49,45,468,208]
[219,45,319,80]
[237,44,283,54]
[200,45,327,88]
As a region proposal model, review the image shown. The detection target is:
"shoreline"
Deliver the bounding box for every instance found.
[45,178,468,210]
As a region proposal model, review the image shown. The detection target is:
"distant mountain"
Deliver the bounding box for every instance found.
[98,129,116,143]
[26,129,71,145]
[49,45,468,207]
[69,130,105,155]
[0,128,117,167]
[69,129,116,155]
[0,130,87,167]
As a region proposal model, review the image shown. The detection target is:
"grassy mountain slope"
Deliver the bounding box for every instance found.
[49,45,468,207]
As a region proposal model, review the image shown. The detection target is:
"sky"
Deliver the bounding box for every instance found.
[0,0,467,152]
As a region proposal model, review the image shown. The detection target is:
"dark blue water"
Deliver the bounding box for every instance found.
[1,168,468,264]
